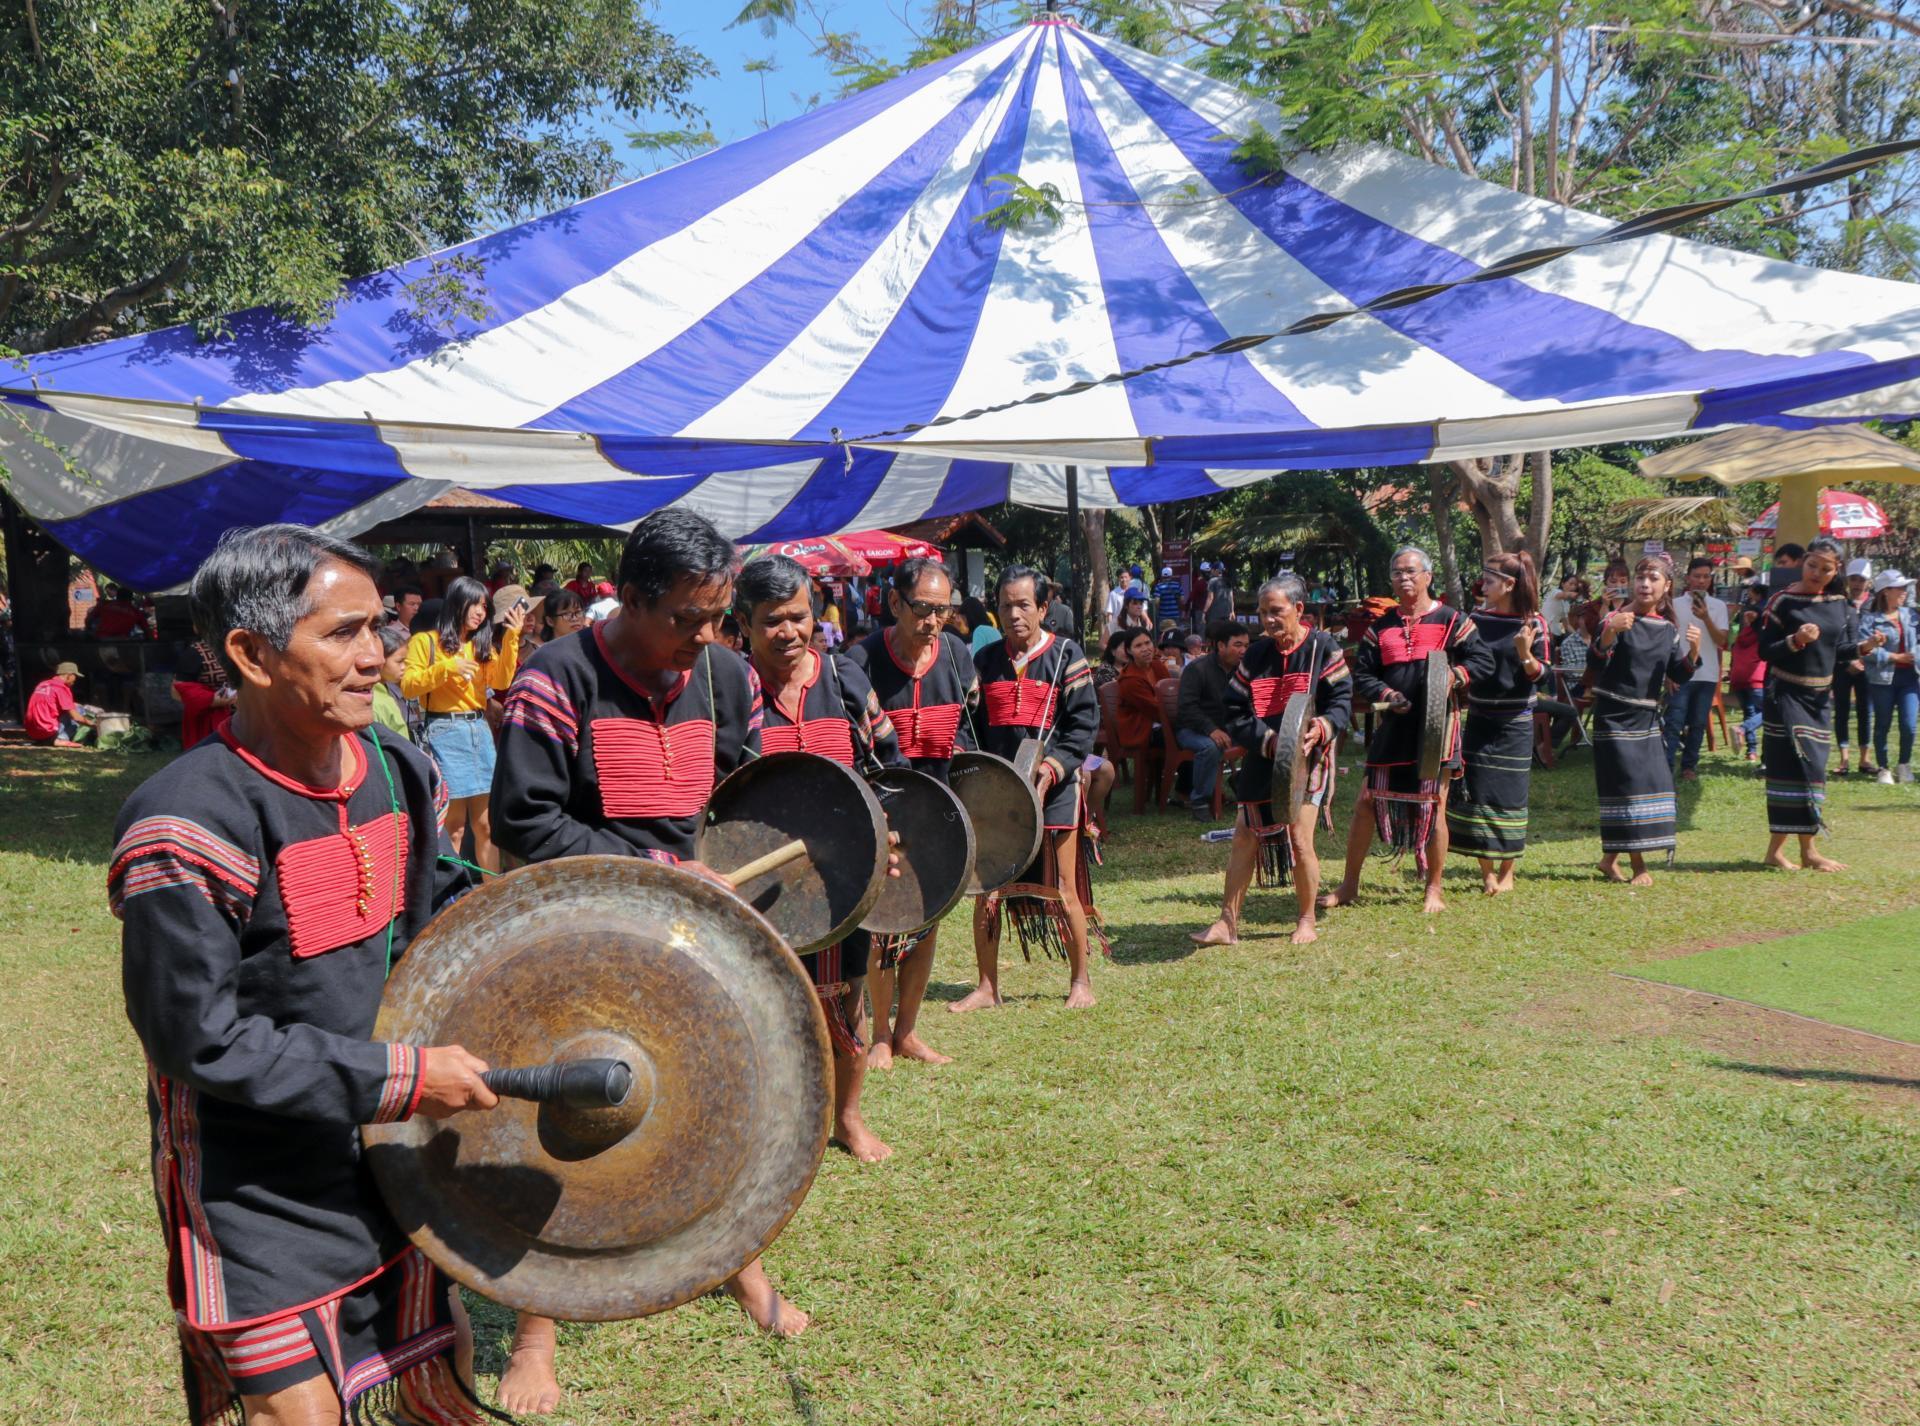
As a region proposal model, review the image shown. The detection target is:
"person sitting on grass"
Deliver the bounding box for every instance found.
[24,662,97,747]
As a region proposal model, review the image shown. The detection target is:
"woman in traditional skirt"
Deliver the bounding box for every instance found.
[1590,557,1701,884]
[958,565,1102,1011]
[1759,538,1883,871]
[1448,550,1549,896]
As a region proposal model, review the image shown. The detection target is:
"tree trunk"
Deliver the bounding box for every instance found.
[1448,453,1527,560]
[1082,508,1110,639]
[1524,450,1554,572]
[1426,464,1465,607]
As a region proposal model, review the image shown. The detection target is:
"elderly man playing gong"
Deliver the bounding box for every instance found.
[111,524,501,1426]
[1193,574,1352,947]
[1321,545,1493,916]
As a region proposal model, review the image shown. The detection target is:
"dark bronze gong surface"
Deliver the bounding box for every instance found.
[697,751,888,953]
[1419,647,1453,783]
[861,767,974,935]
[1270,692,1315,819]
[363,856,831,1322]
[948,750,1043,895]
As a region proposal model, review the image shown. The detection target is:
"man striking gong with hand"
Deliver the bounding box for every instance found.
[112,525,501,1426]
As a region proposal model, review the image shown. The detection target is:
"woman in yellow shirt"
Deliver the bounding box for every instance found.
[402,576,524,871]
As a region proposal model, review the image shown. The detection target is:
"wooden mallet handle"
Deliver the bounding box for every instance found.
[721,838,811,888]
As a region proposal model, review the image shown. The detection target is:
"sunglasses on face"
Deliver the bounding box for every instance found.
[901,598,948,619]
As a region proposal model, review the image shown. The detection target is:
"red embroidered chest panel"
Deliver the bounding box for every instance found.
[274,812,409,959]
[590,718,716,819]
[1377,617,1453,667]
[759,718,855,765]
[892,702,963,759]
[1248,671,1314,718]
[982,680,1056,730]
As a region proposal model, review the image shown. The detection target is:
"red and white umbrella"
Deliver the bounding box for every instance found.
[835,529,939,564]
[1748,489,1889,540]
[737,536,871,577]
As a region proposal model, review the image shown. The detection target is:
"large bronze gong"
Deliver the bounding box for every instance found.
[861,767,974,935]
[948,749,1043,894]
[1269,692,1317,818]
[696,751,888,953]
[363,856,831,1322]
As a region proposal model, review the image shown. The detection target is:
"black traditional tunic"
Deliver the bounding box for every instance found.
[843,627,979,965]
[971,632,1107,959]
[1759,589,1858,834]
[110,726,489,1425]
[750,648,906,1051]
[1350,604,1495,871]
[492,625,761,865]
[1221,630,1353,885]
[1589,613,1695,854]
[843,627,979,780]
[1447,609,1548,860]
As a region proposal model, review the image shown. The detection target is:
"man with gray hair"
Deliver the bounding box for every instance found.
[109,524,501,1426]
[1322,545,1493,915]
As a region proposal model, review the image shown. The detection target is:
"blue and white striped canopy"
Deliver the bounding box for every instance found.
[8,16,1920,589]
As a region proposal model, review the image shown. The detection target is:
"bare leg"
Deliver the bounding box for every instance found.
[1051,828,1096,1008]
[865,964,896,1069]
[1478,855,1500,896]
[1422,786,1450,914]
[1495,858,1517,893]
[724,1259,809,1337]
[889,931,948,1063]
[1193,817,1257,945]
[241,1374,344,1426]
[1762,832,1798,872]
[831,984,891,1161]
[1598,850,1627,882]
[1289,804,1321,944]
[498,1313,562,1415]
[1628,851,1653,886]
[469,795,500,875]
[449,1282,475,1389]
[1800,832,1846,872]
[1320,792,1374,910]
[1088,761,1116,836]
[949,899,1002,1012]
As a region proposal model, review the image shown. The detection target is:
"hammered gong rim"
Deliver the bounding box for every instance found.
[1270,691,1314,818]
[1419,647,1451,783]
[696,751,888,953]
[363,855,832,1322]
[860,767,975,934]
[948,750,1043,895]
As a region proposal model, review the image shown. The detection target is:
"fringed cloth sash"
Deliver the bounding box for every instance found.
[983,812,1111,962]
[803,941,863,1057]
[872,924,934,971]
[178,1248,510,1426]
[1243,747,1337,888]
[1368,765,1443,877]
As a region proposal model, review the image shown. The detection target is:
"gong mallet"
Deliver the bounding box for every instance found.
[482,1057,635,1110]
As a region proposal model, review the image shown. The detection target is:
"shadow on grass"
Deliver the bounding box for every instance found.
[1714,1061,1920,1091]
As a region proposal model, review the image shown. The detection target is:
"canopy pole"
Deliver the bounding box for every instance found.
[1066,464,1083,641]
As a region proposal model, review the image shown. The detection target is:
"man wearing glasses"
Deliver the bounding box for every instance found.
[1321,546,1492,916]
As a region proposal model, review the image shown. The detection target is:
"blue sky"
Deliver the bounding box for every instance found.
[595,0,921,167]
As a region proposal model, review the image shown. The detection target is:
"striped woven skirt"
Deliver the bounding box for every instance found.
[1762,682,1831,835]
[1447,702,1534,859]
[1591,700,1678,853]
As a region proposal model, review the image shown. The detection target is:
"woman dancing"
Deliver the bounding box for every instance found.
[1759,538,1884,871]
[1448,551,1549,895]
[1590,557,1700,885]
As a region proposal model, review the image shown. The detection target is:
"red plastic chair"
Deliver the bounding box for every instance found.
[1155,677,1239,816]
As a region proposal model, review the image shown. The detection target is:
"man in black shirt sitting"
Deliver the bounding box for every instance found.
[1175,619,1248,817]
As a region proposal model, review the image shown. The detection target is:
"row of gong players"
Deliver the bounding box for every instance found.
[109,509,1123,1425]
[107,506,1510,1425]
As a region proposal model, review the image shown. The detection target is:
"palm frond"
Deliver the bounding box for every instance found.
[1611,495,1750,540]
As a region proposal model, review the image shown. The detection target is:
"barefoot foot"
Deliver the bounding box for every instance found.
[1316,887,1356,913]
[1422,889,1446,915]
[498,1348,562,1416]
[947,984,1003,1014]
[866,1040,894,1070]
[1597,859,1628,883]
[1628,870,1654,886]
[1481,871,1501,896]
[1064,979,1096,1009]
[1803,853,1847,872]
[1289,920,1319,945]
[1761,853,1799,872]
[1190,919,1238,947]
[831,1115,893,1163]
[891,1032,951,1065]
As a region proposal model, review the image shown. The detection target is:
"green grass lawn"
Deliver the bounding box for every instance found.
[1633,911,1920,1045]
[5,742,1920,1424]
